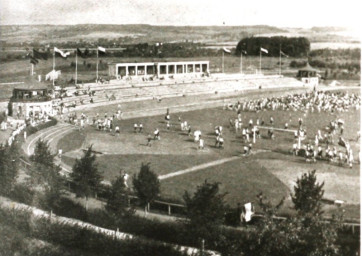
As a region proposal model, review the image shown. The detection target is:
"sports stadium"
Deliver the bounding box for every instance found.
[0,56,357,223]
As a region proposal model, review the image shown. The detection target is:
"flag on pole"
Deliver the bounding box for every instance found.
[97,46,106,54]
[77,48,87,58]
[30,56,39,65]
[45,70,61,81]
[241,50,247,55]
[33,49,48,60]
[280,50,289,57]
[223,47,231,54]
[260,47,268,54]
[84,48,90,57]
[54,47,70,58]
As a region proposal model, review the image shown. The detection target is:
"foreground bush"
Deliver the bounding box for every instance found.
[0,206,187,256]
[26,117,57,136]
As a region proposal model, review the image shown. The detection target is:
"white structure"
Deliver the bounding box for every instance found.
[109,61,209,79]
[297,63,319,87]
[10,80,53,118]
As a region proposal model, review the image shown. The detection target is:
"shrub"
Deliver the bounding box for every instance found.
[25,117,57,137]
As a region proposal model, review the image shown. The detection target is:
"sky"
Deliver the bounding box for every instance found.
[0,0,360,30]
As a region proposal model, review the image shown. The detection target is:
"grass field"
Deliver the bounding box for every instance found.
[57,87,360,219]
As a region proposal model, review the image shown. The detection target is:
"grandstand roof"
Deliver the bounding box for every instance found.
[298,63,319,72]
[14,77,50,91]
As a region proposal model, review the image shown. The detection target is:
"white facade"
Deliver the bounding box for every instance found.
[301,77,319,87]
[109,61,210,79]
[12,100,53,117]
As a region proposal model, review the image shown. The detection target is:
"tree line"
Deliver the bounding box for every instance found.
[236,36,311,57]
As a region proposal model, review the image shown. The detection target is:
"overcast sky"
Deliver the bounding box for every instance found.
[0,0,360,30]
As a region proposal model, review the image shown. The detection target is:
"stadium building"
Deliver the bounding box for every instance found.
[9,79,53,118]
[108,61,209,79]
[297,63,320,87]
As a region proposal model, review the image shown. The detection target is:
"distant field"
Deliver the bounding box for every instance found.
[311,42,361,50]
[58,88,360,218]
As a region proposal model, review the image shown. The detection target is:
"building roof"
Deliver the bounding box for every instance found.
[298,63,319,72]
[14,77,51,91]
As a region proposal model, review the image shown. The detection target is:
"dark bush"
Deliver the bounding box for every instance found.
[0,206,187,256]
[25,117,57,136]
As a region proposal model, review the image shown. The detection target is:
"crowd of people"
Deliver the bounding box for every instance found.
[224,90,361,167]
[225,90,360,114]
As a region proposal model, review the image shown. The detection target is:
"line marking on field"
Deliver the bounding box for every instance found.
[48,127,77,144]
[158,156,240,180]
[26,124,69,155]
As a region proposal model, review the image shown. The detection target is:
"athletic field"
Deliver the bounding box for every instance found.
[57,87,360,219]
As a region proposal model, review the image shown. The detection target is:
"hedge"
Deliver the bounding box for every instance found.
[25,117,58,137]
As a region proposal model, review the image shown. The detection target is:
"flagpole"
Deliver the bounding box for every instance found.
[75,50,78,85]
[259,49,262,75]
[53,51,55,86]
[222,50,224,73]
[240,51,243,74]
[96,48,99,81]
[279,44,282,76]
[31,64,34,76]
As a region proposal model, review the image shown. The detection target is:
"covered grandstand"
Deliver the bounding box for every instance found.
[108,61,209,79]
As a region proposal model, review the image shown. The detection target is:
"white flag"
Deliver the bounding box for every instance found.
[54,47,70,58]
[260,47,268,54]
[223,47,231,53]
[46,70,61,81]
[97,46,106,53]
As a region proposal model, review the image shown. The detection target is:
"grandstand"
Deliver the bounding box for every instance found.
[54,74,303,112]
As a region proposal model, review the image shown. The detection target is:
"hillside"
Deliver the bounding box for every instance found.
[1,24,358,47]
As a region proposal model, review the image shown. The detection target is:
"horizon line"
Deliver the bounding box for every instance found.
[0,23,349,30]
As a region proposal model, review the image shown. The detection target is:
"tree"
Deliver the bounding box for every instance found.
[183,180,227,242]
[30,139,54,168]
[29,139,64,210]
[291,170,324,216]
[238,172,341,256]
[132,163,160,212]
[71,146,103,211]
[0,142,19,196]
[106,171,134,220]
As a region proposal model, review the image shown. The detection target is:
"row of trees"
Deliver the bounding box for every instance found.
[0,42,218,63]
[236,36,310,57]
[309,48,360,59]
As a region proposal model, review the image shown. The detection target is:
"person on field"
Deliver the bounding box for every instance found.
[134,123,138,133]
[154,128,160,140]
[146,134,152,146]
[199,135,205,150]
